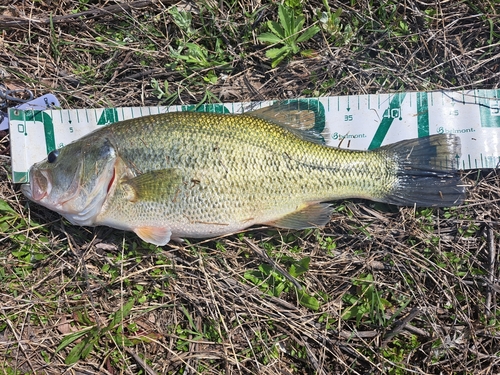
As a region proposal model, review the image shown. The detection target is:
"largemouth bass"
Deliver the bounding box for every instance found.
[21,107,465,245]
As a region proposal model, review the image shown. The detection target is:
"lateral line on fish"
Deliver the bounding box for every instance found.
[191,220,231,226]
[282,151,339,172]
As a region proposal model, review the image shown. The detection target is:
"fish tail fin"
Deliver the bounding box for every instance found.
[379,134,466,207]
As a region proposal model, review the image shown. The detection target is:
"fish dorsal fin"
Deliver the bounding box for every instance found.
[122,168,182,202]
[134,225,172,246]
[266,203,333,230]
[248,101,326,145]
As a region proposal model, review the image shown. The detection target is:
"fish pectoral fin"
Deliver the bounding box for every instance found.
[122,168,182,202]
[134,225,172,246]
[266,203,333,230]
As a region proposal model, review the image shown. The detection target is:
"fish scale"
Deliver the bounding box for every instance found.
[22,110,465,245]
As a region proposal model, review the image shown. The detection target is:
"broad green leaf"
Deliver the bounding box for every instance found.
[257,32,283,44]
[342,306,356,320]
[110,299,135,328]
[296,26,320,43]
[267,21,285,39]
[278,5,292,37]
[64,333,98,364]
[80,335,99,359]
[65,340,87,365]
[274,281,286,297]
[289,257,310,277]
[294,15,306,34]
[290,43,300,54]
[56,327,95,353]
[0,199,16,214]
[265,46,289,60]
[181,304,198,332]
[271,54,288,68]
[75,310,94,325]
[285,0,301,9]
[298,289,320,311]
[342,293,358,305]
[114,332,135,347]
[298,256,311,270]
[243,270,262,285]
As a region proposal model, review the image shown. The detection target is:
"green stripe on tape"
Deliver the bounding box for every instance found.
[478,89,500,128]
[24,110,56,154]
[13,171,29,184]
[97,108,119,125]
[417,92,429,137]
[368,92,406,149]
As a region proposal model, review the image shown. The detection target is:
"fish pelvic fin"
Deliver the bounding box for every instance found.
[266,203,333,230]
[379,134,466,207]
[134,225,172,246]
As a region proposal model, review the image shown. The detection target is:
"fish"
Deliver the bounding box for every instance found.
[21,105,466,246]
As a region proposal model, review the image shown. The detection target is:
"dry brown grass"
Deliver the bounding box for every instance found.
[1,0,500,374]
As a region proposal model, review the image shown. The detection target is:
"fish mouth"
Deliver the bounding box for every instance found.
[20,183,32,199]
[22,169,52,202]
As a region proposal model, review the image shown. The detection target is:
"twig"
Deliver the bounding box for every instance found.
[301,338,327,375]
[125,348,159,375]
[0,0,172,29]
[0,309,37,375]
[120,68,170,81]
[382,308,421,346]
[485,226,496,317]
[242,237,303,291]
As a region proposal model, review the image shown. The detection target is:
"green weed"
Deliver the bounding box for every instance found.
[56,299,142,365]
[168,7,196,38]
[381,335,421,375]
[244,255,320,310]
[257,4,320,67]
[172,305,222,352]
[1,199,49,267]
[315,0,354,45]
[341,273,392,327]
[166,4,233,85]
[150,78,180,106]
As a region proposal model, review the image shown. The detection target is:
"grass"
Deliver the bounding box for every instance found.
[1,0,500,373]
[257,4,320,67]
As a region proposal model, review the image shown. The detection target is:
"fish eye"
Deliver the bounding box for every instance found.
[47,149,59,163]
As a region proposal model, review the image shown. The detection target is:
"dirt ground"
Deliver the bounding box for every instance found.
[1,0,500,374]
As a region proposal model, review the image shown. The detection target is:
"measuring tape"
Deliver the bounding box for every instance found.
[9,89,500,183]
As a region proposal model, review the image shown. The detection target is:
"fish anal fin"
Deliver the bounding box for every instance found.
[122,168,182,202]
[266,203,333,230]
[134,225,172,246]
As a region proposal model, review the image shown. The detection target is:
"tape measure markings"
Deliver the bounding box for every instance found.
[9,90,500,183]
